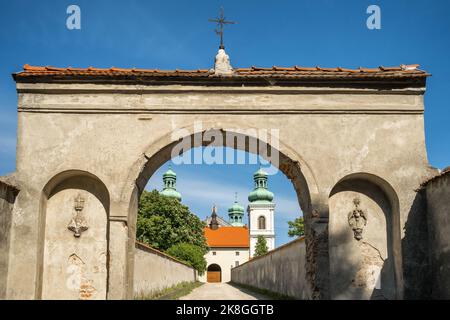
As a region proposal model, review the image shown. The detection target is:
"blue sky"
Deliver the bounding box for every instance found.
[147,148,301,247]
[1,1,450,246]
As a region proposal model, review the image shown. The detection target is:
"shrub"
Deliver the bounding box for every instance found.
[167,242,207,275]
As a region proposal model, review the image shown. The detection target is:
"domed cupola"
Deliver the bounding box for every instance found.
[160,165,182,201]
[228,193,245,226]
[248,168,274,203]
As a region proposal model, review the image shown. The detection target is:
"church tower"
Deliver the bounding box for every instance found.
[228,194,245,227]
[247,168,275,257]
[160,166,182,201]
[209,205,219,230]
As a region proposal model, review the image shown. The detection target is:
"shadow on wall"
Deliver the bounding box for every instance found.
[0,181,19,299]
[401,190,431,299]
[330,226,395,300]
[329,178,397,300]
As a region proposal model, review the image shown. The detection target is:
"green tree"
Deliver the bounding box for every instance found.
[287,217,305,237]
[254,235,268,257]
[167,242,207,275]
[137,190,208,253]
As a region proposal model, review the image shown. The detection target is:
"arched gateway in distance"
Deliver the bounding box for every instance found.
[0,48,437,299]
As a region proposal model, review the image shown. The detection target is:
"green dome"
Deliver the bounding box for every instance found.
[160,165,181,201]
[248,188,274,203]
[248,168,274,203]
[160,188,182,201]
[254,168,268,178]
[228,196,245,227]
[228,202,245,215]
[163,167,177,178]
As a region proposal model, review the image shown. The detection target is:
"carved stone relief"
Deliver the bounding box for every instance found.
[348,197,367,241]
[67,194,89,237]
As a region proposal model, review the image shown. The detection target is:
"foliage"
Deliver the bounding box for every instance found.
[287,217,305,237]
[254,235,268,257]
[137,190,208,253]
[167,242,207,274]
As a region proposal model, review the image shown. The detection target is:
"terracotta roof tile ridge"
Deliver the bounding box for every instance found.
[21,63,424,72]
[17,63,429,78]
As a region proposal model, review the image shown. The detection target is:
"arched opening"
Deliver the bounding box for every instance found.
[123,129,319,298]
[37,170,110,300]
[207,264,222,283]
[328,172,402,300]
[258,216,266,230]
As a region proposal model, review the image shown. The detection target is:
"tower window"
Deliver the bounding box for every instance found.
[258,216,266,230]
[212,251,216,256]
[235,261,239,267]
[235,251,240,256]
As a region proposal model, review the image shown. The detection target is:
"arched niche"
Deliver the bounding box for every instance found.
[328,173,401,300]
[38,170,110,300]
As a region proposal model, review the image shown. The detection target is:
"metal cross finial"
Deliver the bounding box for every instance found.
[209,7,236,49]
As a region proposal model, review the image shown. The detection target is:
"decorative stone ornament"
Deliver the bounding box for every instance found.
[348,197,367,241]
[213,49,234,76]
[68,194,89,237]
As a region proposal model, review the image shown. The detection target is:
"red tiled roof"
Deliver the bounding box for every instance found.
[13,64,429,81]
[204,226,249,248]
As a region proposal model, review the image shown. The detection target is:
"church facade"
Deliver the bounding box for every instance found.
[201,207,250,283]
[159,166,277,283]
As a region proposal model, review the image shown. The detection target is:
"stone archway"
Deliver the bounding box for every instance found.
[122,129,323,299]
[2,62,433,300]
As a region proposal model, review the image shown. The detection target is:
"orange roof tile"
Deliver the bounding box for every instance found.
[204,226,249,248]
[13,63,430,83]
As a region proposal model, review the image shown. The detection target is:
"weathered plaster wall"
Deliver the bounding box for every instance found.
[425,172,450,299]
[329,179,395,300]
[41,185,108,300]
[402,189,430,299]
[5,82,435,299]
[0,180,18,299]
[36,173,110,300]
[133,242,196,298]
[231,237,307,299]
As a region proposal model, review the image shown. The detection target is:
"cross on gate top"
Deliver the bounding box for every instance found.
[209,7,236,49]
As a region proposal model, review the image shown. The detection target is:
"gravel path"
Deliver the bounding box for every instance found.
[179,283,271,300]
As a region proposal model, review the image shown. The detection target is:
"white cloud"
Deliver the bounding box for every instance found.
[148,173,302,220]
[179,179,248,210]
[275,197,302,219]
